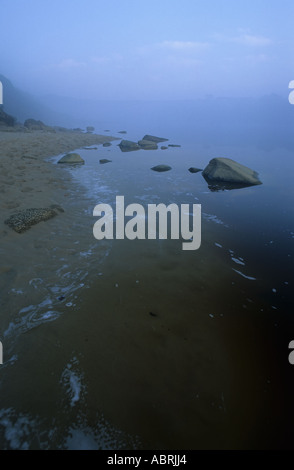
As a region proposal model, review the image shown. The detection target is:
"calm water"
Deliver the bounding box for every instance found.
[0,99,294,449]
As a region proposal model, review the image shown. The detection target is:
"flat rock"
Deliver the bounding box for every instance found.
[5,208,58,233]
[188,167,202,173]
[142,134,168,143]
[58,153,85,164]
[202,158,262,185]
[99,159,112,164]
[119,140,140,152]
[151,165,172,172]
[138,139,158,150]
[168,144,181,147]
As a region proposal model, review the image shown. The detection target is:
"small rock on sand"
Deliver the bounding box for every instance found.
[58,153,85,164]
[5,208,58,233]
[99,159,112,164]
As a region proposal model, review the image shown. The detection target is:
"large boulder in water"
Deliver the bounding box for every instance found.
[142,134,168,143]
[58,153,84,164]
[118,140,140,152]
[202,158,262,185]
[138,139,158,150]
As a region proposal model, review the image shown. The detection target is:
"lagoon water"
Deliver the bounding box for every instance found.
[0,98,294,449]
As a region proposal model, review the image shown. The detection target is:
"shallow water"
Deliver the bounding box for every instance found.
[0,100,294,449]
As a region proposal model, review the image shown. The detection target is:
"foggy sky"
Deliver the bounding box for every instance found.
[1,0,294,100]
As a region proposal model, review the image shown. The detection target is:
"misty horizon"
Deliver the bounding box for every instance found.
[1,0,294,103]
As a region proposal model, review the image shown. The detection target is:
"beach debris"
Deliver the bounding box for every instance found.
[142,134,168,143]
[57,153,85,164]
[151,164,172,172]
[188,167,202,173]
[138,139,158,150]
[4,208,58,233]
[118,140,141,152]
[202,158,262,185]
[99,159,112,164]
[103,142,112,147]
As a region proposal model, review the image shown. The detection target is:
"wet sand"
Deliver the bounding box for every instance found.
[0,128,117,231]
[0,128,294,449]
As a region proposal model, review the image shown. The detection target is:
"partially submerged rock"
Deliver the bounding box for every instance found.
[142,135,168,143]
[83,146,98,150]
[5,208,58,233]
[58,153,85,164]
[202,158,262,186]
[151,164,172,172]
[99,159,112,164]
[161,146,168,150]
[86,126,95,132]
[118,130,127,134]
[188,167,202,173]
[138,139,158,150]
[103,142,111,147]
[168,144,181,148]
[118,140,140,152]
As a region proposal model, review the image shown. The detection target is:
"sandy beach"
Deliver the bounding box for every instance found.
[0,128,117,234]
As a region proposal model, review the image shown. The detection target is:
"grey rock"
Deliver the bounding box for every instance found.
[83,146,98,150]
[58,153,85,164]
[142,134,168,143]
[5,208,58,233]
[99,159,112,164]
[168,144,181,147]
[161,146,168,150]
[188,167,202,173]
[138,139,158,150]
[118,140,141,152]
[202,157,262,185]
[86,126,95,132]
[24,119,54,131]
[118,130,127,134]
[103,142,112,147]
[151,165,172,172]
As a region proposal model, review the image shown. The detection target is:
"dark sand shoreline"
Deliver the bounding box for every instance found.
[0,128,118,232]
